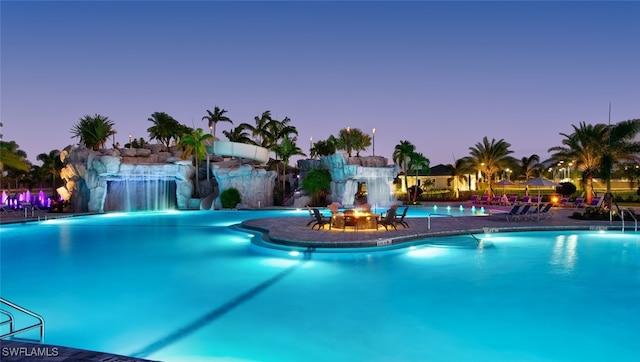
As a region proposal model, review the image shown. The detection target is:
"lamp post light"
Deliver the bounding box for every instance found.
[568,162,573,182]
[372,128,376,156]
[128,134,132,148]
[309,136,313,156]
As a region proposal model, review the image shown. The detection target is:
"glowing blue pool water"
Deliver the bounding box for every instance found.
[1,210,638,362]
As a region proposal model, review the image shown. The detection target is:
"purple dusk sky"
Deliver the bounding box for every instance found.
[2,1,639,167]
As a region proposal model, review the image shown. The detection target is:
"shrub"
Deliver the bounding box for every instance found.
[302,168,332,206]
[556,182,577,197]
[220,188,241,209]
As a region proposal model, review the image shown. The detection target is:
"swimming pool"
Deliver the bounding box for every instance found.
[1,210,638,361]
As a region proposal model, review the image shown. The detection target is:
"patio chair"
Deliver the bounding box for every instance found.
[378,208,398,230]
[311,208,331,230]
[394,207,409,228]
[328,203,340,215]
[305,205,316,227]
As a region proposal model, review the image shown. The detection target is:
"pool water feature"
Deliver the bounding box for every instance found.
[1,210,638,362]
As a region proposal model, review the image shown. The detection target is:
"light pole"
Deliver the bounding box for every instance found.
[309,136,313,156]
[568,162,573,182]
[346,127,351,157]
[128,134,132,148]
[372,128,376,156]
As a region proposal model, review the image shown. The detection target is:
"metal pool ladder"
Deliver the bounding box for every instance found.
[612,202,638,232]
[0,298,45,342]
[619,208,638,232]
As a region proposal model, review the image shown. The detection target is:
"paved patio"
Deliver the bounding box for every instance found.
[242,204,638,248]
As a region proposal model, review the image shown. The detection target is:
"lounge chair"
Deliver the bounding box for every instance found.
[521,195,531,204]
[470,195,479,204]
[557,197,570,207]
[478,195,490,204]
[378,208,398,230]
[573,197,585,208]
[536,203,554,219]
[311,208,331,230]
[588,197,602,207]
[531,196,541,204]
[527,203,552,220]
[394,207,409,228]
[507,195,518,205]
[504,204,522,222]
[491,195,501,205]
[0,203,14,214]
[512,204,532,221]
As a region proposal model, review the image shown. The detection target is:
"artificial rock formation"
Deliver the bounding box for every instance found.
[59,144,194,212]
[212,164,276,209]
[297,153,397,208]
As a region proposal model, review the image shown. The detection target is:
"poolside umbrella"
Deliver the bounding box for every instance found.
[521,177,562,220]
[494,179,515,194]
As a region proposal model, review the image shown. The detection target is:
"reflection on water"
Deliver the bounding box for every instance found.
[550,234,578,273]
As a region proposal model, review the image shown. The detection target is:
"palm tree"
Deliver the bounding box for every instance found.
[268,116,298,144]
[348,128,372,157]
[147,112,182,148]
[70,114,116,150]
[240,110,274,148]
[310,139,336,159]
[548,122,609,205]
[37,150,63,197]
[392,140,416,202]
[271,136,306,205]
[601,119,640,209]
[460,137,516,199]
[178,128,214,198]
[445,158,468,199]
[407,151,430,203]
[329,127,362,157]
[519,154,540,181]
[0,141,30,172]
[202,106,233,140]
[222,125,255,144]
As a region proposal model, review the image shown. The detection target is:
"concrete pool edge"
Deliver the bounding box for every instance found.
[240,208,635,249]
[0,340,159,362]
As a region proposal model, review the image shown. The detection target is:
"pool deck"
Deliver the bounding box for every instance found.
[0,341,158,361]
[242,203,638,248]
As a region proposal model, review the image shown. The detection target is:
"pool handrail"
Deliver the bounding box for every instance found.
[0,298,45,342]
[612,200,638,232]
